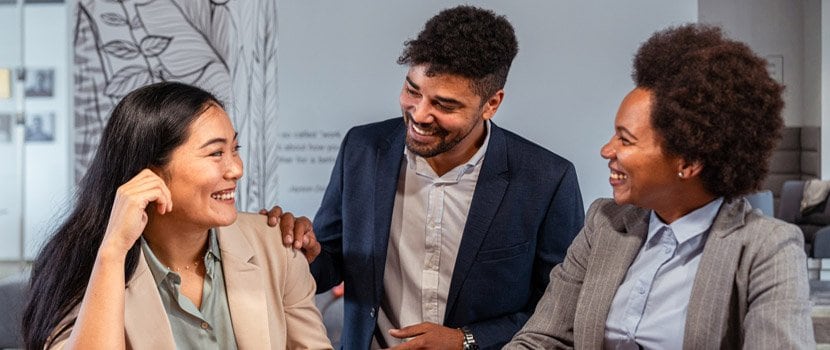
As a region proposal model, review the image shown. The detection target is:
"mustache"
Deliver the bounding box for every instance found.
[404,111,449,136]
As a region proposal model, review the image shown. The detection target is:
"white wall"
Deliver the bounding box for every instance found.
[699,0,805,126]
[0,4,70,260]
[805,0,822,127]
[276,0,698,216]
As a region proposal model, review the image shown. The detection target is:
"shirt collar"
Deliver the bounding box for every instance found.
[140,228,221,286]
[646,197,724,246]
[403,120,491,181]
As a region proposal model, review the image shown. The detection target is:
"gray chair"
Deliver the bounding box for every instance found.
[0,270,29,349]
[746,190,774,217]
[777,180,830,258]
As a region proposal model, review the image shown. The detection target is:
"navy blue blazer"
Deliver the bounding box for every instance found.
[311,118,584,349]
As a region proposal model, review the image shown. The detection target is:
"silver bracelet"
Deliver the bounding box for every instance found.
[460,326,478,350]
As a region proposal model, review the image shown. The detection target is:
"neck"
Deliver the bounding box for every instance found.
[143,212,210,268]
[425,121,486,176]
[653,185,717,224]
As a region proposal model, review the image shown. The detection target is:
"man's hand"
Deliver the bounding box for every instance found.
[388,322,464,350]
[259,205,321,263]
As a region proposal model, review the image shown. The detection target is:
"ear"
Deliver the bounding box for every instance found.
[481,90,505,121]
[677,159,704,179]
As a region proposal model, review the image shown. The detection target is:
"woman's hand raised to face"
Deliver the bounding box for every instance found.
[101,168,173,255]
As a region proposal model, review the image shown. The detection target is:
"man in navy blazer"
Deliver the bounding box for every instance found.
[308,6,584,349]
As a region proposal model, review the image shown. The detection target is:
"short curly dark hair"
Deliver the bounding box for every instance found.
[633,24,784,199]
[398,5,518,99]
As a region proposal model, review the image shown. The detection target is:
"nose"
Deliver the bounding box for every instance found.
[225,154,243,181]
[403,97,434,125]
[600,138,615,160]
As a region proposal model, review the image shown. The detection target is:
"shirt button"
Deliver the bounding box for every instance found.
[638,286,646,294]
[200,322,209,330]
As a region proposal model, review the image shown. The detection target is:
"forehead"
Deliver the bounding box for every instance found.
[407,65,478,97]
[184,104,234,143]
[615,88,654,132]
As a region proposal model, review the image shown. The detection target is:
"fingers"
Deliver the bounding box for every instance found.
[389,323,428,339]
[261,205,283,227]
[292,216,313,250]
[280,212,296,245]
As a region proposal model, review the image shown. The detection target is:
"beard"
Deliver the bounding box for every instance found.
[403,111,472,158]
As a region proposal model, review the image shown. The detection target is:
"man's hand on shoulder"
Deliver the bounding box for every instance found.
[259,205,321,263]
[388,322,464,350]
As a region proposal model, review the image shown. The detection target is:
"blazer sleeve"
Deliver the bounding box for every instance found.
[309,129,350,292]
[504,200,603,350]
[742,222,815,349]
[282,245,334,350]
[468,162,584,349]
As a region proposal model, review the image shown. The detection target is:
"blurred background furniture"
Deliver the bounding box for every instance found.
[778,180,830,259]
[764,127,820,211]
[0,270,29,349]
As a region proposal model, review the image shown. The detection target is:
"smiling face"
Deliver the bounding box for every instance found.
[399,65,503,173]
[160,103,242,230]
[600,88,685,210]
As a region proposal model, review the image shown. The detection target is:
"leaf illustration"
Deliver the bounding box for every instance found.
[104,65,151,98]
[74,3,117,181]
[102,40,139,59]
[135,0,231,102]
[140,35,172,57]
[100,12,128,26]
[130,16,143,29]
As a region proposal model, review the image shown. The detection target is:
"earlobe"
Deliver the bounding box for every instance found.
[678,160,704,178]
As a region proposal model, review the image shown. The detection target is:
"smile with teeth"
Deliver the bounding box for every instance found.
[610,172,628,180]
[211,190,235,201]
[411,123,437,136]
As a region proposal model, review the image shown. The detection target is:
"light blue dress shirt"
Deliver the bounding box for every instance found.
[604,197,724,350]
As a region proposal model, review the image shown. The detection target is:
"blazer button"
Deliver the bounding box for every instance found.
[370,308,376,318]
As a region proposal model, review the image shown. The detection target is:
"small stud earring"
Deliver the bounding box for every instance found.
[678,172,684,178]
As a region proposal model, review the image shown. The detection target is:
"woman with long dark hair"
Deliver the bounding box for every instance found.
[22,82,331,349]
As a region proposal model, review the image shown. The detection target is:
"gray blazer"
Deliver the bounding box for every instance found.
[506,198,814,349]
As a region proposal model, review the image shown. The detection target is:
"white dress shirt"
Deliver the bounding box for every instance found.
[373,121,491,349]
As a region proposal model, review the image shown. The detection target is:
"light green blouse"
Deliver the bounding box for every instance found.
[140,230,238,350]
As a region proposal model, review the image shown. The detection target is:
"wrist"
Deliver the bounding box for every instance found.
[460,326,478,350]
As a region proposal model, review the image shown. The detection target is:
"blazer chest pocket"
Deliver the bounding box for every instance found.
[476,241,529,262]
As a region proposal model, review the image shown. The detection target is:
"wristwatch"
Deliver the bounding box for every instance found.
[460,326,479,350]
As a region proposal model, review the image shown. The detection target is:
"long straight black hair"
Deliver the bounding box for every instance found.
[22,82,221,349]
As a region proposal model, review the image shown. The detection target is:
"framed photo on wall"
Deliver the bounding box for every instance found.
[25,111,54,142]
[24,68,54,98]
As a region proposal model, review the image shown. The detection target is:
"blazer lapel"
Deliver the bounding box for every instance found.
[445,124,509,319]
[577,205,648,348]
[683,199,746,349]
[218,224,272,349]
[372,121,406,304]
[124,251,176,349]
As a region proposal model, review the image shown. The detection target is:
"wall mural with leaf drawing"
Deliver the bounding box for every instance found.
[73,0,280,211]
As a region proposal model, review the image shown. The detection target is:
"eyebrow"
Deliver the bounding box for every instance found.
[406,76,464,107]
[616,126,638,141]
[199,132,239,149]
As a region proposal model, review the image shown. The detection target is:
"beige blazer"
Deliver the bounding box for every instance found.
[506,198,814,350]
[49,213,332,349]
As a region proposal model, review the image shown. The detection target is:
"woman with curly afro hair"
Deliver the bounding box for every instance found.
[505,24,814,349]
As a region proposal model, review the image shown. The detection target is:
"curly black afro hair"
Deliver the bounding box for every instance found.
[633,24,784,199]
[398,5,518,99]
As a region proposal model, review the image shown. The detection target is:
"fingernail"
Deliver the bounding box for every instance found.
[285,235,293,243]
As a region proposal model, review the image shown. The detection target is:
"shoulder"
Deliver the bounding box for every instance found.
[585,198,643,228]
[493,123,575,172]
[345,118,404,140]
[224,213,293,257]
